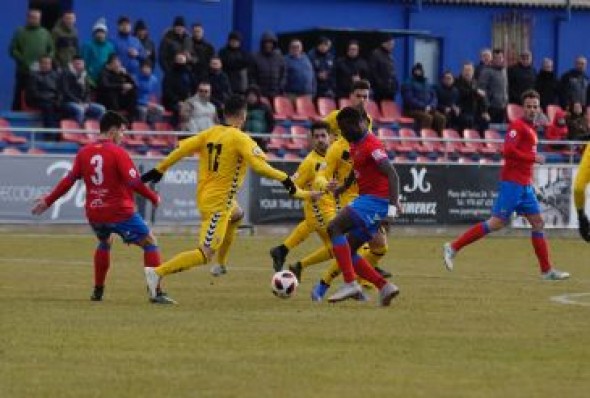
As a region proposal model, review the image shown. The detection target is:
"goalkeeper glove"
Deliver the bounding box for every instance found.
[281,176,297,196]
[141,168,163,183]
[578,209,590,242]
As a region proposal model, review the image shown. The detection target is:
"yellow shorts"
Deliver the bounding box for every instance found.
[199,210,232,251]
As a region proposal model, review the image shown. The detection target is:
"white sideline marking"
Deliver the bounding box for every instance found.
[550,292,590,307]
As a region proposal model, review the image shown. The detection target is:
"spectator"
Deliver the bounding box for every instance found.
[61,55,106,125]
[162,52,196,126]
[401,62,446,134]
[188,23,215,82]
[81,18,115,86]
[545,109,568,151]
[566,102,590,140]
[219,31,251,95]
[474,48,492,80]
[135,60,164,125]
[559,56,589,108]
[97,53,137,117]
[333,40,369,99]
[436,71,460,130]
[308,36,335,98]
[478,48,508,123]
[112,16,145,77]
[208,57,232,113]
[284,39,315,97]
[244,85,275,150]
[52,10,78,69]
[26,55,60,130]
[181,81,217,132]
[508,50,537,104]
[158,16,191,74]
[536,58,559,110]
[134,19,156,68]
[455,62,490,132]
[250,31,286,98]
[9,8,54,110]
[369,36,398,102]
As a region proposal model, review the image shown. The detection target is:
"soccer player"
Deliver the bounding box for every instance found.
[325,107,401,306]
[269,79,391,282]
[140,95,319,302]
[443,89,569,280]
[31,111,175,304]
[574,144,590,241]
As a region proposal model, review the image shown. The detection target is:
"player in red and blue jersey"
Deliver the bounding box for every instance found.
[32,111,176,303]
[443,90,569,280]
[325,107,401,305]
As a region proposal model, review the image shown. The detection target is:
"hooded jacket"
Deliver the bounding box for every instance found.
[250,32,286,97]
[112,32,146,77]
[52,20,79,69]
[158,28,191,73]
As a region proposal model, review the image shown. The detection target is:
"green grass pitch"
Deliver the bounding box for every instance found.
[1,231,589,398]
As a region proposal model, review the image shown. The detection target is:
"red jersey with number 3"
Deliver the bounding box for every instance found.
[350,133,390,198]
[65,139,142,223]
[502,118,538,185]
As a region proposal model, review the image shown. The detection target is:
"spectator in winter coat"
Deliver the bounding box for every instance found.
[60,55,106,125]
[333,40,369,99]
[81,18,115,86]
[436,71,460,130]
[536,58,559,111]
[402,62,446,134]
[474,48,492,80]
[478,48,508,123]
[559,56,589,108]
[52,11,78,69]
[244,85,275,151]
[219,31,251,95]
[545,109,569,151]
[250,31,286,98]
[111,16,145,77]
[9,8,55,110]
[284,39,315,97]
[208,57,232,113]
[134,20,156,68]
[162,52,196,126]
[308,36,335,98]
[135,60,164,125]
[188,23,215,83]
[96,53,137,117]
[455,62,490,132]
[26,55,61,130]
[158,16,191,74]
[369,36,398,102]
[566,102,590,140]
[508,51,537,104]
[181,81,217,133]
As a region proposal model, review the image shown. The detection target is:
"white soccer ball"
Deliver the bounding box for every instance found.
[271,270,299,298]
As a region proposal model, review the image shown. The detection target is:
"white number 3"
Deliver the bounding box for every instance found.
[90,154,104,185]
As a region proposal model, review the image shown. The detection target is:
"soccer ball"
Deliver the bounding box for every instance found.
[271,270,299,298]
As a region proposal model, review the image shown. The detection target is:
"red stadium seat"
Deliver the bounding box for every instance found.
[133,121,167,148]
[366,100,395,124]
[0,118,27,144]
[294,96,320,121]
[399,128,429,153]
[457,156,476,164]
[483,129,503,153]
[506,103,524,123]
[392,155,410,163]
[286,125,309,150]
[267,125,288,150]
[60,119,91,145]
[27,147,47,155]
[145,149,163,157]
[376,127,399,152]
[273,96,296,120]
[463,129,496,155]
[380,100,414,124]
[283,152,302,161]
[442,129,477,155]
[317,97,336,117]
[154,121,177,147]
[415,155,432,163]
[2,147,23,155]
[479,157,499,165]
[546,104,563,123]
[419,128,444,153]
[265,151,280,160]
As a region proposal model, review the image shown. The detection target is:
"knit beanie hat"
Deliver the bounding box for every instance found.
[93,18,108,33]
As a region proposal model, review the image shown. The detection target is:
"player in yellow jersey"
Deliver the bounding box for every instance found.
[140,96,320,302]
[574,144,590,241]
[270,80,383,271]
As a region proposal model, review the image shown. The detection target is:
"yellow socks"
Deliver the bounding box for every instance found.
[217,218,241,266]
[155,249,207,276]
[301,246,332,268]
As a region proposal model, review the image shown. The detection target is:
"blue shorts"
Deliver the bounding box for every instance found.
[91,213,150,244]
[491,181,540,221]
[346,194,389,241]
